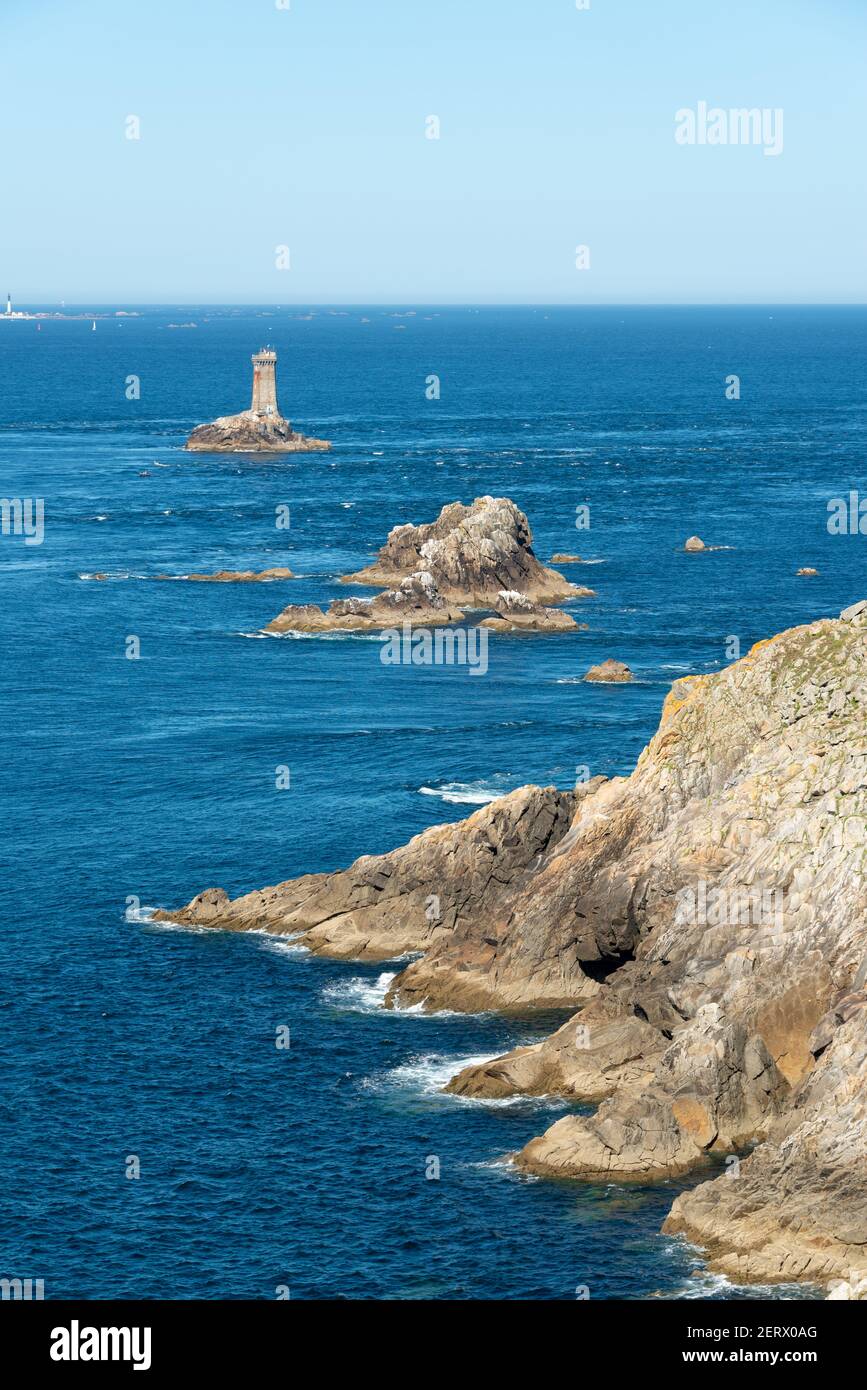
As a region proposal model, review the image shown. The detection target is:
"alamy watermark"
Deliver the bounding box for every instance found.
[675,102,783,157]
[827,491,867,535]
[50,1323,152,1371]
[379,621,488,676]
[674,880,788,929]
[1,1276,44,1300]
[1,497,44,545]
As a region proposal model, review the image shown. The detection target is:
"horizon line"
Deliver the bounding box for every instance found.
[3,300,867,310]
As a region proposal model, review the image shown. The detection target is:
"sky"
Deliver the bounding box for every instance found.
[1,0,865,304]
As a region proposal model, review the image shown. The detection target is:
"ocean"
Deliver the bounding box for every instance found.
[1,304,863,1299]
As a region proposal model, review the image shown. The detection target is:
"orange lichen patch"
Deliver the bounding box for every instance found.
[661,674,708,724]
[741,631,789,665]
[672,1095,717,1149]
[746,637,775,660]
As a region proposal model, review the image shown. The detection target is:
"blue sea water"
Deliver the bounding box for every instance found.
[1,304,864,1300]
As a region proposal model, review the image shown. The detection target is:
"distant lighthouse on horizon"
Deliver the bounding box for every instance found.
[2,292,29,320]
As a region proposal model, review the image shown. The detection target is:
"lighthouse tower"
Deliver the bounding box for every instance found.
[5,292,11,316]
[251,347,279,417]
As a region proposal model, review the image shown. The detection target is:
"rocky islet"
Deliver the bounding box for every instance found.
[264,496,592,636]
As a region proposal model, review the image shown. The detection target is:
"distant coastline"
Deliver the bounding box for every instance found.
[0,309,141,321]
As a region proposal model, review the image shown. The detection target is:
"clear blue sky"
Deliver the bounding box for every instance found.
[1,0,864,303]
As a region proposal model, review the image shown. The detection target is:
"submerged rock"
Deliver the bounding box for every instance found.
[480,590,586,634]
[159,567,295,583]
[264,570,465,633]
[342,496,586,606]
[583,658,633,682]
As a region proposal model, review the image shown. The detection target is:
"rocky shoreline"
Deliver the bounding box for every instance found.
[153,600,867,1295]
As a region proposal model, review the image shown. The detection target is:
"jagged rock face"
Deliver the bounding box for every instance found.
[663,1009,867,1287]
[342,496,584,605]
[444,610,865,1066]
[449,609,867,1285]
[515,1010,790,1180]
[479,590,585,634]
[152,786,577,961]
[264,571,466,633]
[185,411,330,453]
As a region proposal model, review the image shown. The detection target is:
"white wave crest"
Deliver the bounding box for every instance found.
[321,972,396,1012]
[129,904,213,935]
[259,935,310,959]
[418,781,507,805]
[366,1051,501,1096]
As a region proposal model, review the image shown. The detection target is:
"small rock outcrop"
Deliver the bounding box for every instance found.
[684,536,732,553]
[185,348,330,453]
[797,567,819,577]
[550,553,585,564]
[264,571,464,634]
[186,414,330,453]
[342,497,587,606]
[480,591,585,634]
[583,658,633,682]
[159,567,295,583]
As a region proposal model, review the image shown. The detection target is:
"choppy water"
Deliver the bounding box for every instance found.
[1,305,862,1298]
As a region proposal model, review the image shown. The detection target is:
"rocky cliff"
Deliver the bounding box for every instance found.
[155,601,867,1291]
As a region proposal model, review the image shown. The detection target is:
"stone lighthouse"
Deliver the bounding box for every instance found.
[251,347,279,416]
[185,345,331,453]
